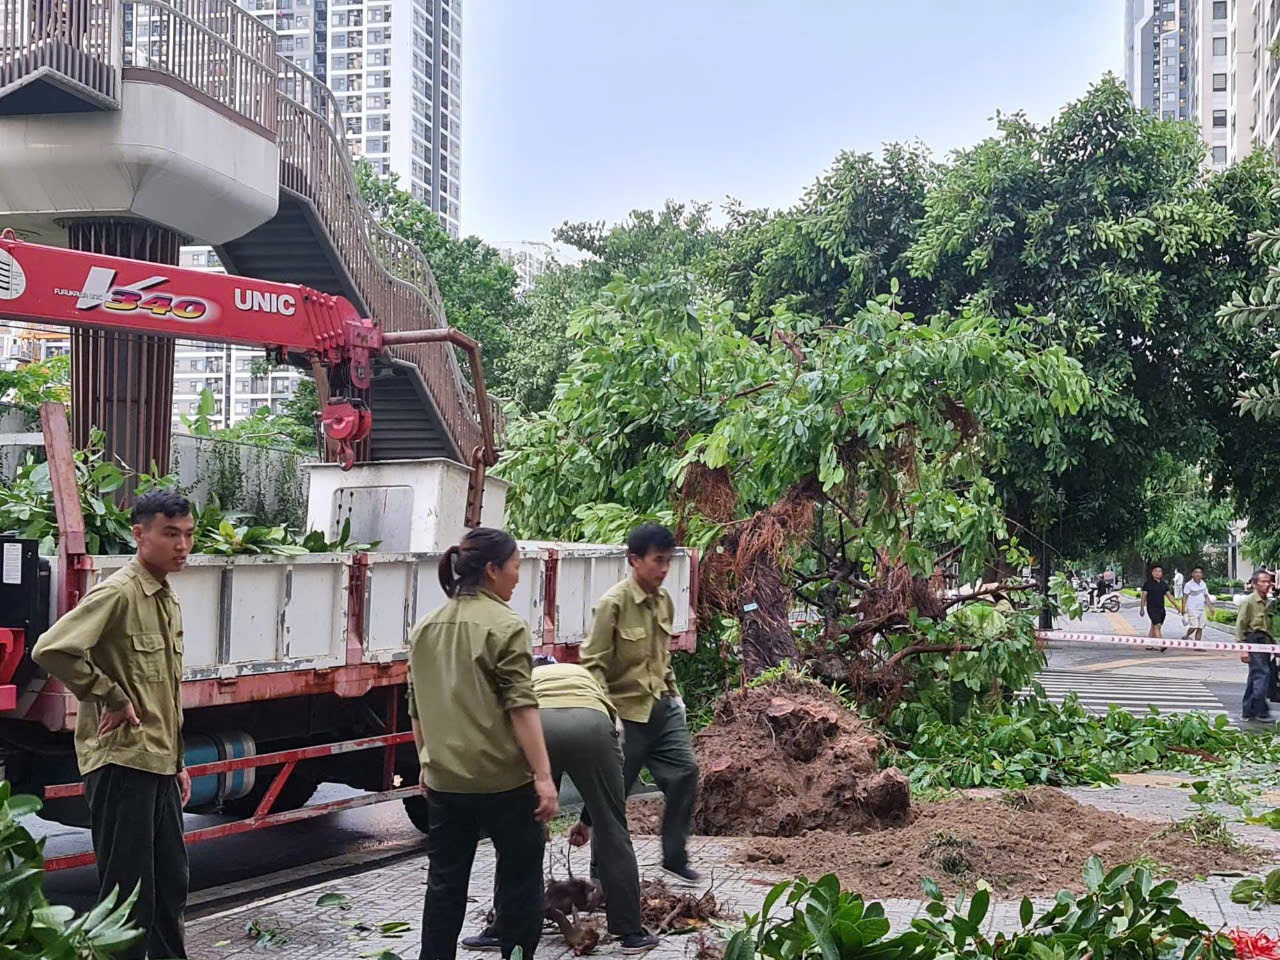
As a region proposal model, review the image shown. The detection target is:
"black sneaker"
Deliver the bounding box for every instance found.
[619,932,659,954]
[661,863,701,884]
[461,934,501,952]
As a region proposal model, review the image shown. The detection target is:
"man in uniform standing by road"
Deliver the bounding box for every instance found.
[1237,569,1275,723]
[33,490,194,960]
[581,524,700,883]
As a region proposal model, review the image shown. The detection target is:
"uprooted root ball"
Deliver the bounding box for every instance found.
[690,677,911,837]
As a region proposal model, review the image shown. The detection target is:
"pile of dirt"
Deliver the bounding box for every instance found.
[737,788,1261,898]
[683,678,911,837]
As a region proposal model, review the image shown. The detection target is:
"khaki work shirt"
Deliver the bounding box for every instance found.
[406,589,538,794]
[32,559,185,777]
[1237,591,1275,642]
[581,577,679,723]
[532,663,616,721]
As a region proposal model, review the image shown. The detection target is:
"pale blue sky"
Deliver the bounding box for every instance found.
[460,1,1123,244]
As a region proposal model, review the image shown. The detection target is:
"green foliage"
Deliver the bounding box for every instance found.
[1162,810,1242,850]
[716,143,936,319]
[1135,456,1233,563]
[1231,869,1280,910]
[180,385,318,455]
[894,694,1278,790]
[907,79,1275,557]
[0,781,144,958]
[672,620,742,731]
[887,605,1045,732]
[723,860,1231,960]
[0,431,134,555]
[0,444,372,557]
[0,356,70,423]
[503,276,1088,591]
[556,200,723,290]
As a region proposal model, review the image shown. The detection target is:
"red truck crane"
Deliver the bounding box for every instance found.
[0,231,700,868]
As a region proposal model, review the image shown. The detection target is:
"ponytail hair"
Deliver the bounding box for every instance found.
[438,527,519,598]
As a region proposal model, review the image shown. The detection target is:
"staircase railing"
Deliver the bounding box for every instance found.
[124,0,275,132]
[0,0,116,102]
[0,0,499,459]
[276,62,495,455]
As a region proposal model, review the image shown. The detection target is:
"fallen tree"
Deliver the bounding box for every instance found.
[502,278,1089,717]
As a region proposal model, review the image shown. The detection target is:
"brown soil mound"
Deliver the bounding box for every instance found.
[689,678,911,836]
[737,788,1260,898]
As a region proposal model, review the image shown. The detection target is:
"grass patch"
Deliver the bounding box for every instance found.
[1159,810,1243,851]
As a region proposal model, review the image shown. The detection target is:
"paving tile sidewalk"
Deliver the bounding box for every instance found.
[187,784,1280,960]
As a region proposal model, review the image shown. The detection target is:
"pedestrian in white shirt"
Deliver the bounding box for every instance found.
[1181,566,1214,641]
[1174,568,1185,600]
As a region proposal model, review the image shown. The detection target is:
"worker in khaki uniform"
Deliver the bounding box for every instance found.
[581,523,700,883]
[1237,570,1276,723]
[408,527,558,960]
[32,490,195,960]
[456,659,658,954]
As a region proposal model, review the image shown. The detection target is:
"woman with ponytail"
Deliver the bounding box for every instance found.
[406,527,557,960]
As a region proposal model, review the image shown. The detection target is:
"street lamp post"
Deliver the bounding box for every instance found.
[1039,488,1066,631]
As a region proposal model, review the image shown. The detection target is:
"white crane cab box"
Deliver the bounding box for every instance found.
[306,458,510,553]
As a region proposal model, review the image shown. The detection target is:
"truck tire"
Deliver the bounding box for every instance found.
[403,794,430,835]
[223,764,318,818]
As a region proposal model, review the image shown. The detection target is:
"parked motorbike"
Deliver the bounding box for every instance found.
[1075,588,1121,613]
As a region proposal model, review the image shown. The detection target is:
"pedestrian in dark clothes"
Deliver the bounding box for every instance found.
[1140,564,1173,644]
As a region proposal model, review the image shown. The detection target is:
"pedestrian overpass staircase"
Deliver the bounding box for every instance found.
[0,0,495,463]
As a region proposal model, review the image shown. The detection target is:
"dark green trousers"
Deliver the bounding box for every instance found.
[621,697,698,871]
[84,764,188,960]
[541,707,643,935]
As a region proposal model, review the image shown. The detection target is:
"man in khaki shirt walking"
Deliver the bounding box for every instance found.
[33,490,194,960]
[581,524,700,883]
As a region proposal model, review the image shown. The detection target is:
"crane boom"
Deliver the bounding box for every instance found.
[0,231,495,474]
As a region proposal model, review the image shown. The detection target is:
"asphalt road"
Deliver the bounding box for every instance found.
[28,593,1254,913]
[1048,592,1249,721]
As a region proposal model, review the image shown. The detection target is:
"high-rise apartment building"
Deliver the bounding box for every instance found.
[241,0,462,236]
[170,247,305,430]
[495,241,556,292]
[1127,0,1280,170]
[1125,0,1192,122]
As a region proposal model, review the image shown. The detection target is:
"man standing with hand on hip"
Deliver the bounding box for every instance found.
[34,490,194,960]
[581,523,700,883]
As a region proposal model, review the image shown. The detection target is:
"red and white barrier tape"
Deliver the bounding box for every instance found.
[1039,629,1268,655]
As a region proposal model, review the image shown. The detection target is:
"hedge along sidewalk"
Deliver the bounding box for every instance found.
[186,784,1280,960]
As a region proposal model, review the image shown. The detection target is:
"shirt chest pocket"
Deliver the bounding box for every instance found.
[129,633,166,682]
[618,625,649,664]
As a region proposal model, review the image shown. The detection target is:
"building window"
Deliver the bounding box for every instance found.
[1212,145,1228,163]
[1213,0,1226,18]
[1213,109,1227,127]
[1213,37,1227,55]
[1213,72,1227,91]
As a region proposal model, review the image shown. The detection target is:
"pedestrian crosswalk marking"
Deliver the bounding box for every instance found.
[1026,669,1229,719]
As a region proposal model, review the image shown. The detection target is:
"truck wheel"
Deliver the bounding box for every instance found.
[403,794,430,835]
[223,764,318,818]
